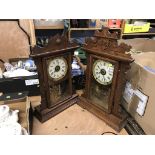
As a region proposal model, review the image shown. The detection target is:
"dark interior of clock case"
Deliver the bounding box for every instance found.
[49,80,70,106]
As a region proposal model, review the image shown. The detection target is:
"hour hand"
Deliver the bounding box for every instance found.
[97,65,100,69]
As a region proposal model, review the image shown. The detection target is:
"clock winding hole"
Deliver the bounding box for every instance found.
[55,65,60,72]
[100,69,106,75]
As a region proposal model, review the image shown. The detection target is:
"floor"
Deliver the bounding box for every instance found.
[31,96,128,135]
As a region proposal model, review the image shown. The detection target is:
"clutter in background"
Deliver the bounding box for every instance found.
[0,105,28,135]
[124,20,150,33]
[69,19,121,29]
[0,68,2,78]
[72,57,83,76]
[70,38,86,45]
[36,36,49,47]
[34,19,64,27]
[8,59,36,71]
[72,49,86,77]
[108,19,121,28]
[0,59,37,78]
[0,59,4,78]
[3,68,37,78]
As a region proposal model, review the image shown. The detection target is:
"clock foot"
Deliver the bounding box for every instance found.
[78,96,127,132]
[34,94,79,123]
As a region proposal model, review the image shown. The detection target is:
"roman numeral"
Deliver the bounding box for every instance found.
[50,72,54,75]
[56,59,59,64]
[107,76,110,80]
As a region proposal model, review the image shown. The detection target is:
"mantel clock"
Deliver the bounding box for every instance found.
[79,28,134,131]
[31,35,79,122]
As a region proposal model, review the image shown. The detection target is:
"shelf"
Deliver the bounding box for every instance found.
[122,32,155,36]
[109,28,122,30]
[35,25,64,30]
[70,28,102,31]
[70,27,121,31]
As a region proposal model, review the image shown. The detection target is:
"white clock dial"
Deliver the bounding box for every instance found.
[48,57,68,81]
[93,60,114,85]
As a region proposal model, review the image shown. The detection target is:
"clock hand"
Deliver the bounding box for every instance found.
[56,59,59,65]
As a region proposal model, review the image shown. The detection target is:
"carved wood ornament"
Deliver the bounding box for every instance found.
[31,28,134,132]
[79,28,134,131]
[31,34,79,122]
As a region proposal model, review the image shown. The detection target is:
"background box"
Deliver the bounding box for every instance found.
[124,23,150,33]
[121,38,155,134]
[0,93,33,134]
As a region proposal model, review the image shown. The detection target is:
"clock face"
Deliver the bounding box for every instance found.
[93,60,114,85]
[48,57,68,81]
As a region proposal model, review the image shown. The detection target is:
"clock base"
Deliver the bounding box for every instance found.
[78,96,127,132]
[34,94,78,123]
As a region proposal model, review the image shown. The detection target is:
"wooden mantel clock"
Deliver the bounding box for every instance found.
[31,35,79,122]
[79,28,134,131]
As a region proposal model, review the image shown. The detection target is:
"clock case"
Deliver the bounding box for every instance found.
[79,28,134,131]
[31,35,79,122]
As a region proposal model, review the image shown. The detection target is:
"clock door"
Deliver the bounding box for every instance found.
[43,53,72,108]
[87,54,118,113]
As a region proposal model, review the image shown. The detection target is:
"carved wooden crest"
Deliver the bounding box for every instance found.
[83,28,133,61]
[31,34,78,57]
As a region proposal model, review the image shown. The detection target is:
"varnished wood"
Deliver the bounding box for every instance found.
[31,29,133,131]
[35,94,78,123]
[31,34,79,57]
[42,53,72,108]
[78,97,127,132]
[112,63,130,116]
[31,35,79,122]
[80,28,134,131]
[82,48,133,62]
[35,57,47,110]
[85,54,92,99]
[68,53,73,95]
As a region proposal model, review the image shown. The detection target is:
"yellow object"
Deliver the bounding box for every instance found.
[124,23,150,33]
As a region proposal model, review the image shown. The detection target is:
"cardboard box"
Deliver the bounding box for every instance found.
[96,19,108,28]
[124,23,150,33]
[119,38,155,52]
[0,21,30,62]
[121,39,155,134]
[0,95,31,134]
